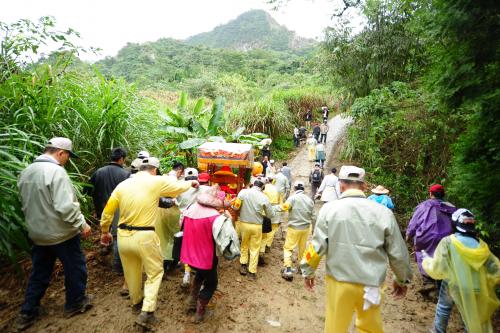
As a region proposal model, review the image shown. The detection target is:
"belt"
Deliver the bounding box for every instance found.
[118,224,155,231]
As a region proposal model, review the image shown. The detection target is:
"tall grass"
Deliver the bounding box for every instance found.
[0,57,163,266]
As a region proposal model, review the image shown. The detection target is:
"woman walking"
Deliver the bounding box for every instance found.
[180,187,226,323]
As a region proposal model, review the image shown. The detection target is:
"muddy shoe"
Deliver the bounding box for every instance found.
[63,295,94,318]
[258,255,267,267]
[239,264,248,276]
[15,313,37,332]
[132,300,144,315]
[281,267,293,281]
[265,246,271,254]
[193,299,210,324]
[248,272,257,281]
[120,288,130,298]
[135,311,158,330]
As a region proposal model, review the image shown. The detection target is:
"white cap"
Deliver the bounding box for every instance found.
[293,180,305,188]
[184,168,198,178]
[141,157,160,168]
[46,137,78,158]
[338,165,365,182]
[452,208,474,223]
[137,150,150,159]
[130,158,142,170]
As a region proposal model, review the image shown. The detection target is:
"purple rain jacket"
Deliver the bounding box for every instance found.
[406,199,456,277]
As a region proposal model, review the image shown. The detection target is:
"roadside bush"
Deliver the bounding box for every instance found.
[342,82,459,225]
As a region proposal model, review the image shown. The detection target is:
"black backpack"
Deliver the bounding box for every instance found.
[311,170,322,184]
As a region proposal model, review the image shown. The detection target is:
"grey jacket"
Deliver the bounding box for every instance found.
[274,172,290,194]
[301,189,412,287]
[279,190,315,230]
[18,155,88,245]
[213,215,240,260]
[237,187,275,224]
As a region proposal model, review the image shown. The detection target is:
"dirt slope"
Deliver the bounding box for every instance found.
[0,114,467,333]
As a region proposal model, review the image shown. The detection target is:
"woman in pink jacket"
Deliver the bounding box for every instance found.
[180,187,225,323]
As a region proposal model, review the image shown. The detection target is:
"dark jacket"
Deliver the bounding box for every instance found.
[312,125,321,136]
[88,163,130,218]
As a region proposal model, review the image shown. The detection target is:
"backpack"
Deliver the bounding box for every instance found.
[311,170,322,184]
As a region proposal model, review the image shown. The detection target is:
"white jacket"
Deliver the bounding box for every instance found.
[212,215,240,260]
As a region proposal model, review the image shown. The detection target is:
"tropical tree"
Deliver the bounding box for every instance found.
[160,92,268,165]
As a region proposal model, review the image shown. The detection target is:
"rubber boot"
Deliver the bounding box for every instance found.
[193,298,210,324]
[239,264,248,275]
[186,280,202,312]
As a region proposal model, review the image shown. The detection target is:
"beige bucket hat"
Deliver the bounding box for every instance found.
[371,185,389,194]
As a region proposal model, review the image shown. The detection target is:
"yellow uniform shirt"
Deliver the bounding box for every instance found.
[101,171,192,233]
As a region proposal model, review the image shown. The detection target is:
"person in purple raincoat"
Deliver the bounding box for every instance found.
[406,184,456,294]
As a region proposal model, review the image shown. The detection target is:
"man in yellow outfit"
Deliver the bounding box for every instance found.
[278,180,314,281]
[259,176,281,264]
[100,157,198,329]
[301,166,412,333]
[232,178,275,280]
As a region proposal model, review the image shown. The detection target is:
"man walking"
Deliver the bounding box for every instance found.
[233,179,275,280]
[280,162,292,188]
[88,147,129,273]
[319,121,329,144]
[100,157,198,329]
[279,181,315,281]
[293,126,300,147]
[309,164,324,200]
[16,137,93,331]
[301,166,412,333]
[406,184,455,294]
[274,168,290,204]
[312,123,321,142]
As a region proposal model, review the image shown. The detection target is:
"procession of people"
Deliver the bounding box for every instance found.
[13,104,499,333]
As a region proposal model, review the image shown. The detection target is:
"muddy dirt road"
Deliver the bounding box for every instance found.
[0,114,467,333]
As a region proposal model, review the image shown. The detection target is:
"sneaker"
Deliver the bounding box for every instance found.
[281,267,293,281]
[248,272,257,281]
[15,313,37,331]
[63,295,94,318]
[239,264,248,276]
[135,311,157,330]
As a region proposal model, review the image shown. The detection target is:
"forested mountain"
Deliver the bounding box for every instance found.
[186,9,316,51]
[95,37,314,89]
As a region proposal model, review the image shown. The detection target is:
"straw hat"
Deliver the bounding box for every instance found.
[371,185,389,194]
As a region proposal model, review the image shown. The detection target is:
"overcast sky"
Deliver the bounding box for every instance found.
[1,0,357,61]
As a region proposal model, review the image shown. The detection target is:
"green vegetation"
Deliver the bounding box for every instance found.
[186,9,316,51]
[0,13,331,266]
[323,0,499,251]
[0,18,162,265]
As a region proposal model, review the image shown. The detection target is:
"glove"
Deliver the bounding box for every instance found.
[159,197,175,208]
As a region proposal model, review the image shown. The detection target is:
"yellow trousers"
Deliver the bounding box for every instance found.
[325,275,384,333]
[260,224,279,253]
[155,207,180,260]
[278,192,285,205]
[235,220,241,238]
[283,226,310,267]
[239,222,262,274]
[118,231,164,312]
